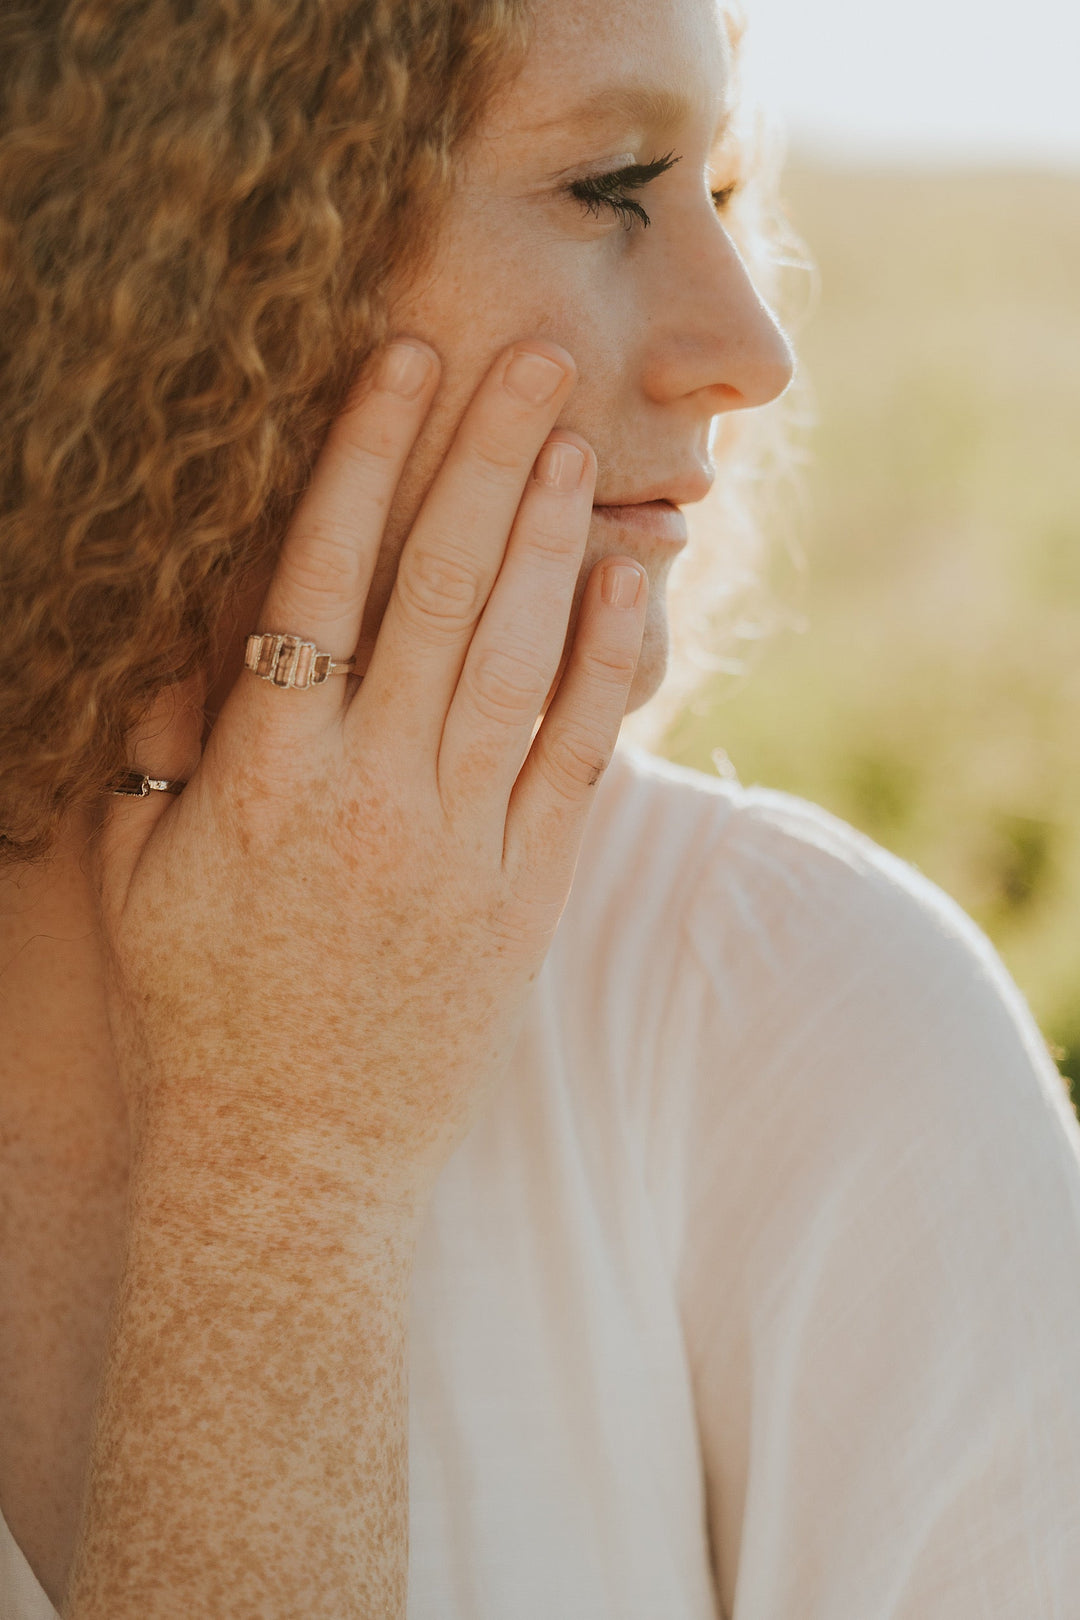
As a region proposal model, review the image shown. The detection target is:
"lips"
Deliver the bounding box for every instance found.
[591,500,689,545]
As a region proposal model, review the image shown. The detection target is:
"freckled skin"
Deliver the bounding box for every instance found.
[69,1148,422,1618]
[1,0,793,1614]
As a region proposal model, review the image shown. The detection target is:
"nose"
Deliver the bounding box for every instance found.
[641,220,796,413]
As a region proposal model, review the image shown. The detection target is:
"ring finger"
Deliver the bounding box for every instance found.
[238,338,440,746]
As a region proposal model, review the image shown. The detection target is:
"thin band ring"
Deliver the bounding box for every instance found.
[109,771,188,797]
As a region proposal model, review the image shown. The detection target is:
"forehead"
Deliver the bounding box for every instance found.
[489,0,732,144]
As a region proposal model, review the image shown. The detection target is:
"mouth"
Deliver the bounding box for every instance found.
[591,499,688,546]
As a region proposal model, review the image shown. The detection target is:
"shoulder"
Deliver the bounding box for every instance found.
[599,736,971,933]
[587,736,983,978]
[598,738,1018,984]
[620,756,1080,1619]
[580,740,1071,1136]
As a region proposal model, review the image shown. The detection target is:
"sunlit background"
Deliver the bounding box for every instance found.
[653,0,1080,1103]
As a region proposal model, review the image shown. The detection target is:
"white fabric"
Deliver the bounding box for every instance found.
[0,1512,55,1620]
[4,738,1080,1619]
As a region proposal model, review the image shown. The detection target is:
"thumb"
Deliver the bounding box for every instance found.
[93,667,208,921]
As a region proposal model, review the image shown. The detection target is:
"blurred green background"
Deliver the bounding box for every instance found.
[658,163,1080,1111]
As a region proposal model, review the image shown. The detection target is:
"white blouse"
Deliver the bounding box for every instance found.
[4,738,1079,1619]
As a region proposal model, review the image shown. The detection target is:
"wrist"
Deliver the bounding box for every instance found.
[125,1079,432,1254]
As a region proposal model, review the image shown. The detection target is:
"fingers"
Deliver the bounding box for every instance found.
[502,556,647,908]
[434,429,596,813]
[349,342,577,765]
[230,339,440,743]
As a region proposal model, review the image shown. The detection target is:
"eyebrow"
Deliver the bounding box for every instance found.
[525,82,732,144]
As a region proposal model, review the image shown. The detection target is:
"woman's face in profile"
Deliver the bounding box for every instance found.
[212,0,796,725]
[372,0,795,711]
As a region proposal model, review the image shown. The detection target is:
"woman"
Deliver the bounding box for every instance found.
[2,0,1078,1616]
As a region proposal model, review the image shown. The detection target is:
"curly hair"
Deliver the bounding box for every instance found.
[0,0,807,867]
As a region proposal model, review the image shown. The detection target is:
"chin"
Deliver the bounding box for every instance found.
[538,590,669,724]
[623,598,670,715]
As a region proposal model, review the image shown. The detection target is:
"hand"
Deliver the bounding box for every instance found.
[90,338,648,1212]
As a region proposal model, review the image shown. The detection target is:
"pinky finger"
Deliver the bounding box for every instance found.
[501,558,647,910]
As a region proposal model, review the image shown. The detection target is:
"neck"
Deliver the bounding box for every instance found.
[0,808,126,1152]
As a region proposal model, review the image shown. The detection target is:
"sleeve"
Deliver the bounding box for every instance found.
[664,793,1080,1620]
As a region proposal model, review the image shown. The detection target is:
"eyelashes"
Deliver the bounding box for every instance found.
[568,151,680,231]
[567,151,740,232]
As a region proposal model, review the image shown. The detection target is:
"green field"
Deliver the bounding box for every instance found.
[657,164,1080,1109]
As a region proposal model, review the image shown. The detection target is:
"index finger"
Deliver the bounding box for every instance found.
[235,338,440,741]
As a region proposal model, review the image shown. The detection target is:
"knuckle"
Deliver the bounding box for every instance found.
[469,424,526,481]
[338,412,400,466]
[278,523,363,601]
[522,520,583,566]
[332,436,398,516]
[297,425,399,536]
[541,726,612,795]
[579,639,640,684]
[469,644,546,721]
[395,543,487,630]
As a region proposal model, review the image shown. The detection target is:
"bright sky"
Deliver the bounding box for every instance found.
[740,0,1080,166]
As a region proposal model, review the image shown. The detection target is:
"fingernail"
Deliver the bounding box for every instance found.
[535,440,585,491]
[379,342,432,398]
[504,350,567,404]
[601,563,645,609]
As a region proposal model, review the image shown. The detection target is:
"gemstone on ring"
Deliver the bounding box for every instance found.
[110,770,152,796]
[271,635,302,687]
[244,631,345,689]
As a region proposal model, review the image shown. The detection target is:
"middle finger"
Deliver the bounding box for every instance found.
[349,341,576,767]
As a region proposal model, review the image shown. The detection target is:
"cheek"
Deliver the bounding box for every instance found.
[366,225,629,635]
[387,204,542,370]
[392,199,619,402]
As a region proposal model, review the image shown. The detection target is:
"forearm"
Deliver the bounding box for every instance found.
[63,1104,426,1619]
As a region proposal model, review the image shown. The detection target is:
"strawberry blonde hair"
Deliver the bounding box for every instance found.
[0,0,805,867]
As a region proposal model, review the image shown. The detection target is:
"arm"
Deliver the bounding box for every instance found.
[65,1110,425,1619]
[71,329,647,1612]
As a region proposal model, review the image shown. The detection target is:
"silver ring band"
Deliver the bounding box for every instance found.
[109,771,187,797]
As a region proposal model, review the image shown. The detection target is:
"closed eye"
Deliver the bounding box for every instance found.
[567,151,681,231]
[567,155,742,232]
